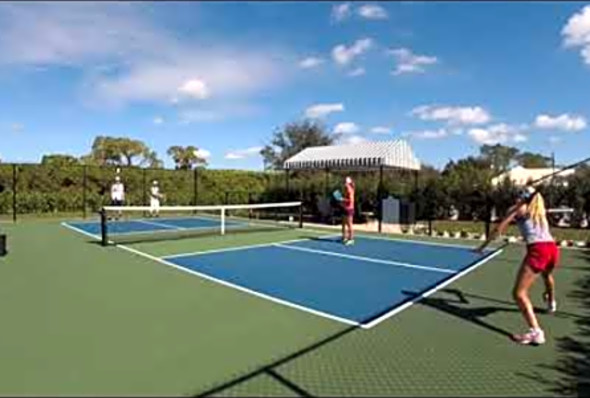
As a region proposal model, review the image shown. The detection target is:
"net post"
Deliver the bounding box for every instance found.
[298,200,303,229]
[12,164,16,223]
[220,207,226,235]
[100,208,108,246]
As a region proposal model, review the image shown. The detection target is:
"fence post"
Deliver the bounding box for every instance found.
[198,167,199,206]
[142,168,147,206]
[82,165,87,219]
[379,166,386,232]
[12,164,16,223]
[299,189,304,228]
[484,195,492,239]
[285,169,290,200]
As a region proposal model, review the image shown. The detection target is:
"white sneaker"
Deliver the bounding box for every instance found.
[512,328,546,345]
[543,292,557,313]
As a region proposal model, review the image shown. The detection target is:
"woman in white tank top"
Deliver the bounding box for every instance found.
[476,186,559,346]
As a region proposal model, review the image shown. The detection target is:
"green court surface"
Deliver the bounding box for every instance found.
[0,219,588,396]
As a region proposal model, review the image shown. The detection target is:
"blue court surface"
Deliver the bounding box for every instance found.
[63,217,503,328]
[66,216,243,237]
[159,235,501,328]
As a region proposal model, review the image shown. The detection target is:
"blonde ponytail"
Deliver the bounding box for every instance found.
[528,192,548,228]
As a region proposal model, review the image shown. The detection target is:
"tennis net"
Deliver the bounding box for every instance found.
[99,201,303,245]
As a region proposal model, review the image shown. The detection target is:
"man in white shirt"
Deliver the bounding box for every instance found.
[110,176,125,220]
[149,180,163,217]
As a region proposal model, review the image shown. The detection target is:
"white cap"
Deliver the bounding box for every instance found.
[345,176,353,185]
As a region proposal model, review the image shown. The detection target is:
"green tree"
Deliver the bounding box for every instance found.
[515,152,552,168]
[479,144,519,172]
[442,157,494,220]
[83,136,161,167]
[261,119,335,170]
[167,145,208,170]
[41,154,80,167]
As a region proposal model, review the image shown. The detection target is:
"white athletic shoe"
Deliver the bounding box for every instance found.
[543,292,557,314]
[512,328,546,345]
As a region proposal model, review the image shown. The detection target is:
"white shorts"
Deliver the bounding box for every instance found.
[150,198,160,209]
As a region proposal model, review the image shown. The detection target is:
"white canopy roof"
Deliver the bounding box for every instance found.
[283,139,421,171]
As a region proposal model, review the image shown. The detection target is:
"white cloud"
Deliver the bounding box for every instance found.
[467,123,529,145]
[332,38,373,66]
[193,148,211,159]
[405,129,449,139]
[11,123,24,133]
[562,5,590,65]
[388,48,438,75]
[305,103,344,119]
[357,4,388,20]
[178,104,260,125]
[341,135,368,145]
[411,105,491,125]
[347,67,366,77]
[333,122,360,134]
[225,146,263,160]
[513,133,528,143]
[177,79,210,100]
[0,3,286,108]
[179,110,222,124]
[370,126,391,134]
[534,114,587,132]
[299,57,324,69]
[331,3,352,22]
[153,116,164,125]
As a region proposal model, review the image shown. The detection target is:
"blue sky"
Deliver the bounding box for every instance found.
[1,2,590,170]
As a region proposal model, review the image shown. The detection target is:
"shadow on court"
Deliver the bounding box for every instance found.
[401,288,517,338]
[517,250,590,396]
[193,324,359,397]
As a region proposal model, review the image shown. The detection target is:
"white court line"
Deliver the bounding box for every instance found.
[116,243,359,327]
[298,226,480,250]
[164,234,341,259]
[360,246,506,329]
[352,233,480,250]
[274,243,456,274]
[63,220,506,330]
[136,219,186,230]
[332,233,486,249]
[61,222,101,241]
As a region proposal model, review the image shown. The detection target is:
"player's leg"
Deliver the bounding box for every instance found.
[542,270,556,313]
[154,199,160,218]
[542,243,559,313]
[149,198,156,217]
[341,212,347,243]
[512,260,544,344]
[347,208,354,243]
